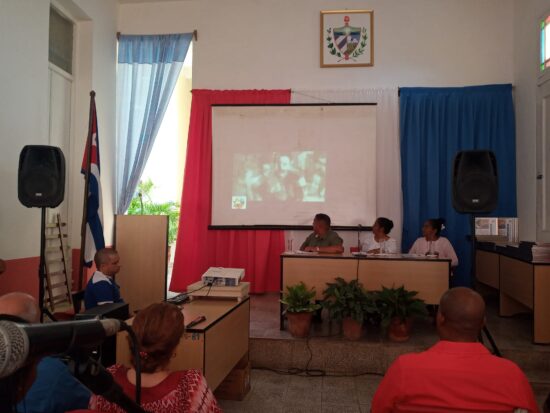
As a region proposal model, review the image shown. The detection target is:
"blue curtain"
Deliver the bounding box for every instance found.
[400,84,516,287]
[116,33,192,214]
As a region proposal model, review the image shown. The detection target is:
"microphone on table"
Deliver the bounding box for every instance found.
[0,318,123,379]
[357,224,362,250]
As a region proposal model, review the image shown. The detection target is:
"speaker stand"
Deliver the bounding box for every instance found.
[39,207,56,322]
[479,325,502,357]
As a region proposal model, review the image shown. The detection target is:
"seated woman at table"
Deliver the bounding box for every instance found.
[89,302,221,413]
[362,217,398,254]
[409,218,459,267]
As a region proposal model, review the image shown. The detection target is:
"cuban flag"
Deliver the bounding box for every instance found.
[81,94,105,266]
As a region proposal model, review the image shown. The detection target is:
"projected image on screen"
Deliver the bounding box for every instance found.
[232,151,327,208]
[211,105,377,226]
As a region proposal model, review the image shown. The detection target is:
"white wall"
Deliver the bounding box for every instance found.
[0,1,50,259]
[119,0,515,248]
[0,0,118,260]
[514,0,549,241]
[119,0,514,89]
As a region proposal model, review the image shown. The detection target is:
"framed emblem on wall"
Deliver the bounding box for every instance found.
[320,10,374,68]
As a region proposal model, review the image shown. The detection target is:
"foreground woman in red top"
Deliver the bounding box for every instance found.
[89,302,221,413]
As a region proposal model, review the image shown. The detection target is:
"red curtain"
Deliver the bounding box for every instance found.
[170,89,291,293]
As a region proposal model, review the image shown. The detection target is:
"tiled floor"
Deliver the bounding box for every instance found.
[219,369,550,412]
[225,292,550,412]
[249,292,550,353]
[219,369,382,413]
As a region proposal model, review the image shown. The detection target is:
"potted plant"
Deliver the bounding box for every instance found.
[323,277,377,340]
[280,282,321,338]
[374,285,428,342]
[127,179,181,261]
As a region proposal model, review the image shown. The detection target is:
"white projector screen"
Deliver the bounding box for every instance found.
[211,104,376,227]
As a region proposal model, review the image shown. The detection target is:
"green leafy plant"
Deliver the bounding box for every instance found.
[374,285,428,330]
[280,282,322,314]
[326,28,342,58]
[322,277,377,323]
[126,179,180,245]
[351,28,368,58]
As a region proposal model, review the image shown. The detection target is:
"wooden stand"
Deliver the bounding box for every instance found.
[114,215,168,313]
[44,213,72,311]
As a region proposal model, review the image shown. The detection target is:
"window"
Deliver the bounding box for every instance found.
[49,7,74,74]
[541,14,550,73]
[537,13,550,241]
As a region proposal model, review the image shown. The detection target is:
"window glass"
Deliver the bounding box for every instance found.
[49,7,73,74]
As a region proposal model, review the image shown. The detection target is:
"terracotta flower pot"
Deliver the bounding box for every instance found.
[287,311,313,338]
[342,317,363,340]
[388,317,413,342]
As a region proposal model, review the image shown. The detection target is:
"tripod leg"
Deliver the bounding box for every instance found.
[478,332,484,345]
[39,208,57,322]
[482,326,502,357]
[39,208,47,322]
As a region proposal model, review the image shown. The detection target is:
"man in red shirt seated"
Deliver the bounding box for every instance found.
[371,287,539,413]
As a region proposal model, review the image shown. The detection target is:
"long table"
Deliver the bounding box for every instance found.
[117,297,250,391]
[280,252,451,330]
[476,247,550,344]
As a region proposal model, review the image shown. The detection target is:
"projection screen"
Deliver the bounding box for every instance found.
[211,104,376,227]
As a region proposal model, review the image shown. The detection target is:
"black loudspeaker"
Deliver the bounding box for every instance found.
[18,145,66,208]
[452,150,498,213]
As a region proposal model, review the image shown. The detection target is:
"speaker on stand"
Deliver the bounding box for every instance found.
[18,145,66,322]
[451,149,501,356]
[452,150,498,214]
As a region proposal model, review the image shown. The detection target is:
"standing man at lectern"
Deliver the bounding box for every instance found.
[300,213,344,254]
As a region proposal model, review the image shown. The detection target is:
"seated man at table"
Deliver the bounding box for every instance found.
[371,287,538,413]
[84,248,124,310]
[300,213,344,254]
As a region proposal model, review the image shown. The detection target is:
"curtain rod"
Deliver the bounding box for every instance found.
[116,30,198,41]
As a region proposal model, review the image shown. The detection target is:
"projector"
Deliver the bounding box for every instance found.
[201,267,244,287]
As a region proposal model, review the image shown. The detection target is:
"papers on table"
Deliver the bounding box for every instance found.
[291,250,317,255]
[532,243,550,262]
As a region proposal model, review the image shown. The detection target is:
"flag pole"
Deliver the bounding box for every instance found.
[77,91,96,291]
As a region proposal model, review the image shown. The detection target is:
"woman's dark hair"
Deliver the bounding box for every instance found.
[128,302,185,373]
[376,217,394,235]
[427,218,446,237]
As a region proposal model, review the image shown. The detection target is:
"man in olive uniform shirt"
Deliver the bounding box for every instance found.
[300,213,344,254]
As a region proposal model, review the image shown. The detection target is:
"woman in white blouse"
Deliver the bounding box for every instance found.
[409,218,459,267]
[362,217,398,254]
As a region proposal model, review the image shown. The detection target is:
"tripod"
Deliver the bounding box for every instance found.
[479,326,502,357]
[39,207,57,322]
